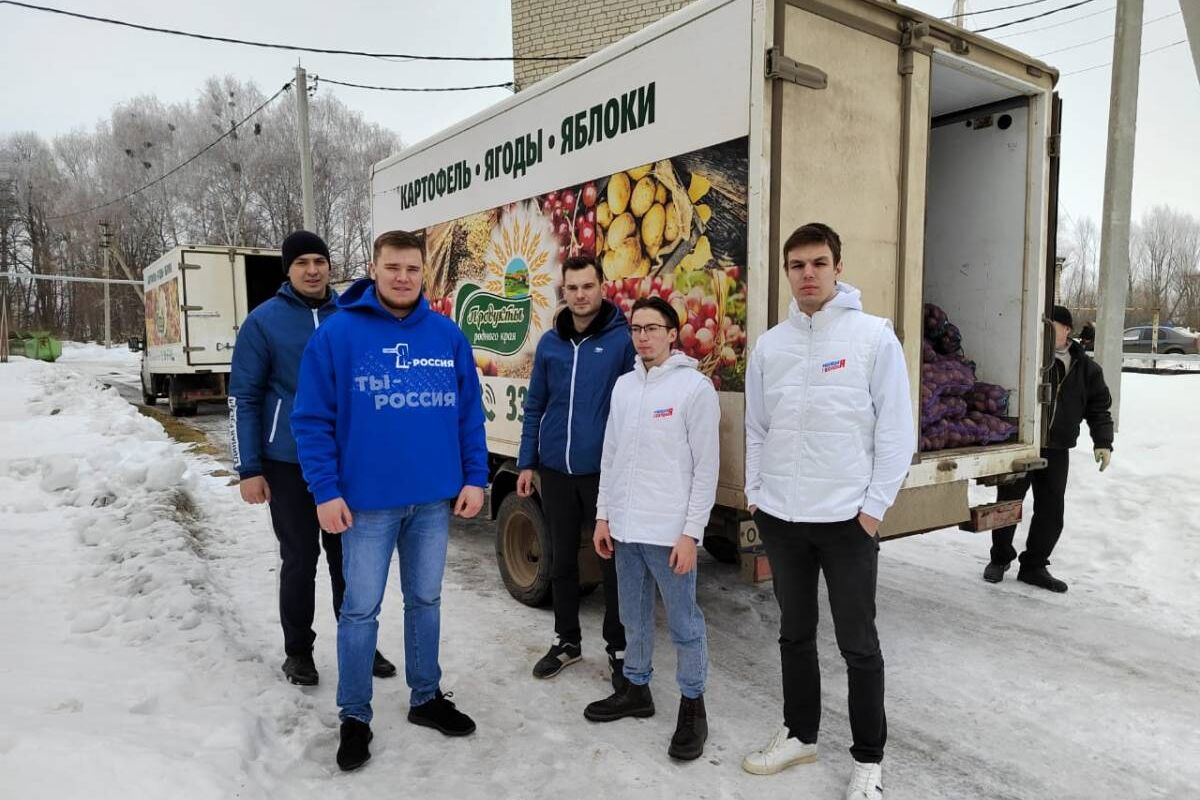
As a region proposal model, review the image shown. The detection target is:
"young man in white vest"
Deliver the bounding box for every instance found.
[741,223,915,800]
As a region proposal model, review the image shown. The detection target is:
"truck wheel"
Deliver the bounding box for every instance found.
[703,534,739,564]
[495,493,552,607]
[167,380,187,417]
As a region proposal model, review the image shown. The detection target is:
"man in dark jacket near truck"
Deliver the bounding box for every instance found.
[516,254,635,686]
[229,230,394,686]
[984,305,1114,593]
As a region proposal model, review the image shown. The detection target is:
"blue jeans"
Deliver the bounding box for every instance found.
[337,501,451,723]
[615,541,708,699]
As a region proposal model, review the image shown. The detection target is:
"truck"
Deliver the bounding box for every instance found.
[370,0,1061,603]
[141,245,282,416]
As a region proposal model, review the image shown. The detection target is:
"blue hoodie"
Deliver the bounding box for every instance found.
[291,279,488,510]
[517,301,635,475]
[228,282,338,478]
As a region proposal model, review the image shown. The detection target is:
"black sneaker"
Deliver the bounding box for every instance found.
[608,651,629,692]
[584,680,655,723]
[336,718,372,772]
[372,650,397,679]
[668,694,708,761]
[408,691,476,737]
[983,561,1010,583]
[1017,566,1068,593]
[282,654,319,686]
[532,638,582,680]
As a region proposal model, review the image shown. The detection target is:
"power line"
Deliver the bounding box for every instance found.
[315,76,515,93]
[1061,38,1186,76]
[975,0,1100,34]
[1034,11,1180,56]
[49,82,294,221]
[0,0,579,63]
[992,4,1113,39]
[942,0,1057,21]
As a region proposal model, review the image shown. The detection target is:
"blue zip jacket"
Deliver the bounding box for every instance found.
[518,301,635,475]
[291,279,489,510]
[228,282,338,478]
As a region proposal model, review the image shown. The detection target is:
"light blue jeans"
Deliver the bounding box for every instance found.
[337,501,450,723]
[615,541,708,699]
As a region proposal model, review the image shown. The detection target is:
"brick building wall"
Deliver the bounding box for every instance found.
[511,0,694,90]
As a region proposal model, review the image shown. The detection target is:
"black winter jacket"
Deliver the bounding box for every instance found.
[1046,339,1114,451]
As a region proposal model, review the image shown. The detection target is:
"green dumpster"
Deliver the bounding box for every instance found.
[17,331,63,362]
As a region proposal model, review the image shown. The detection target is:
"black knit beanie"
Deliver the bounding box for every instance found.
[1051,305,1074,330]
[281,230,330,273]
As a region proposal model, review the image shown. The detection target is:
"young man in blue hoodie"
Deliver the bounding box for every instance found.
[516,254,635,686]
[292,229,488,772]
[229,230,395,687]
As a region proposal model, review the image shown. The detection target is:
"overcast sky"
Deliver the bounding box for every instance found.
[1,0,1196,223]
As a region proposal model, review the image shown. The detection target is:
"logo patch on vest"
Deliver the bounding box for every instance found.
[821,358,847,373]
[652,407,674,419]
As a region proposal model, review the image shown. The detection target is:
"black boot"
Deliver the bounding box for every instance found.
[608,651,629,692]
[983,561,1010,583]
[668,694,708,761]
[372,650,397,678]
[1017,565,1068,593]
[584,680,655,723]
[281,654,318,686]
[408,690,476,737]
[336,718,372,772]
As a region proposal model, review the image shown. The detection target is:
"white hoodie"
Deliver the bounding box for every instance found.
[744,282,915,523]
[596,351,720,546]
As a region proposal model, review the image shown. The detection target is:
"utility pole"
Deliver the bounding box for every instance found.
[950,0,970,29]
[1094,0,1143,430]
[100,221,112,348]
[294,65,316,231]
[1182,0,1200,87]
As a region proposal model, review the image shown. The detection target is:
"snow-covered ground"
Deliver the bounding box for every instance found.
[1,346,1198,800]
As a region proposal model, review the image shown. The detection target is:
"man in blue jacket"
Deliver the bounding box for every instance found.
[229,230,395,687]
[292,229,488,772]
[517,254,635,686]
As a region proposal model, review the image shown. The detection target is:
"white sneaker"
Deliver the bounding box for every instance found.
[845,760,883,799]
[741,725,818,775]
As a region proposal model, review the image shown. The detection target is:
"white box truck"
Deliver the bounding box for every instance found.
[370,0,1062,602]
[141,245,282,415]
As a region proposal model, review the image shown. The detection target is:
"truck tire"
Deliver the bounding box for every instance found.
[703,534,739,565]
[142,377,157,406]
[167,379,196,417]
[495,492,552,607]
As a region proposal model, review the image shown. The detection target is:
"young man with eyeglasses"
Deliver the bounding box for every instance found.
[742,223,915,800]
[517,254,635,687]
[586,296,719,762]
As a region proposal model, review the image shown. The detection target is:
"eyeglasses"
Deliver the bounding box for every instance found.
[629,324,671,335]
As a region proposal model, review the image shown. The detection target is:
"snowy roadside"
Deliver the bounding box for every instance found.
[1,352,1198,800]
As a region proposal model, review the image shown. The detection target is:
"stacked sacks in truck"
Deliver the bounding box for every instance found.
[919,303,1017,452]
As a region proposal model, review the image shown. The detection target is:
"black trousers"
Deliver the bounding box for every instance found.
[991,447,1070,569]
[261,459,345,657]
[756,511,886,764]
[538,468,625,654]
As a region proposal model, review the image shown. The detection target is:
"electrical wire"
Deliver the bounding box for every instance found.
[1034,11,1180,57]
[975,0,1100,34]
[992,5,1113,39]
[0,0,579,63]
[315,76,515,93]
[48,82,294,221]
[942,0,1057,21]
[1061,38,1186,76]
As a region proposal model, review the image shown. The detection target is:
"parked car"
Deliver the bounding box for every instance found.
[1122,326,1200,355]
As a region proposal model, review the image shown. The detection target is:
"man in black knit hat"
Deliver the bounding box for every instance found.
[984,305,1115,593]
[229,230,395,685]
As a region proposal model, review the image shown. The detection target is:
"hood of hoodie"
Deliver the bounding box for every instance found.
[277,280,338,310]
[336,277,430,325]
[554,299,626,341]
[634,349,699,381]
